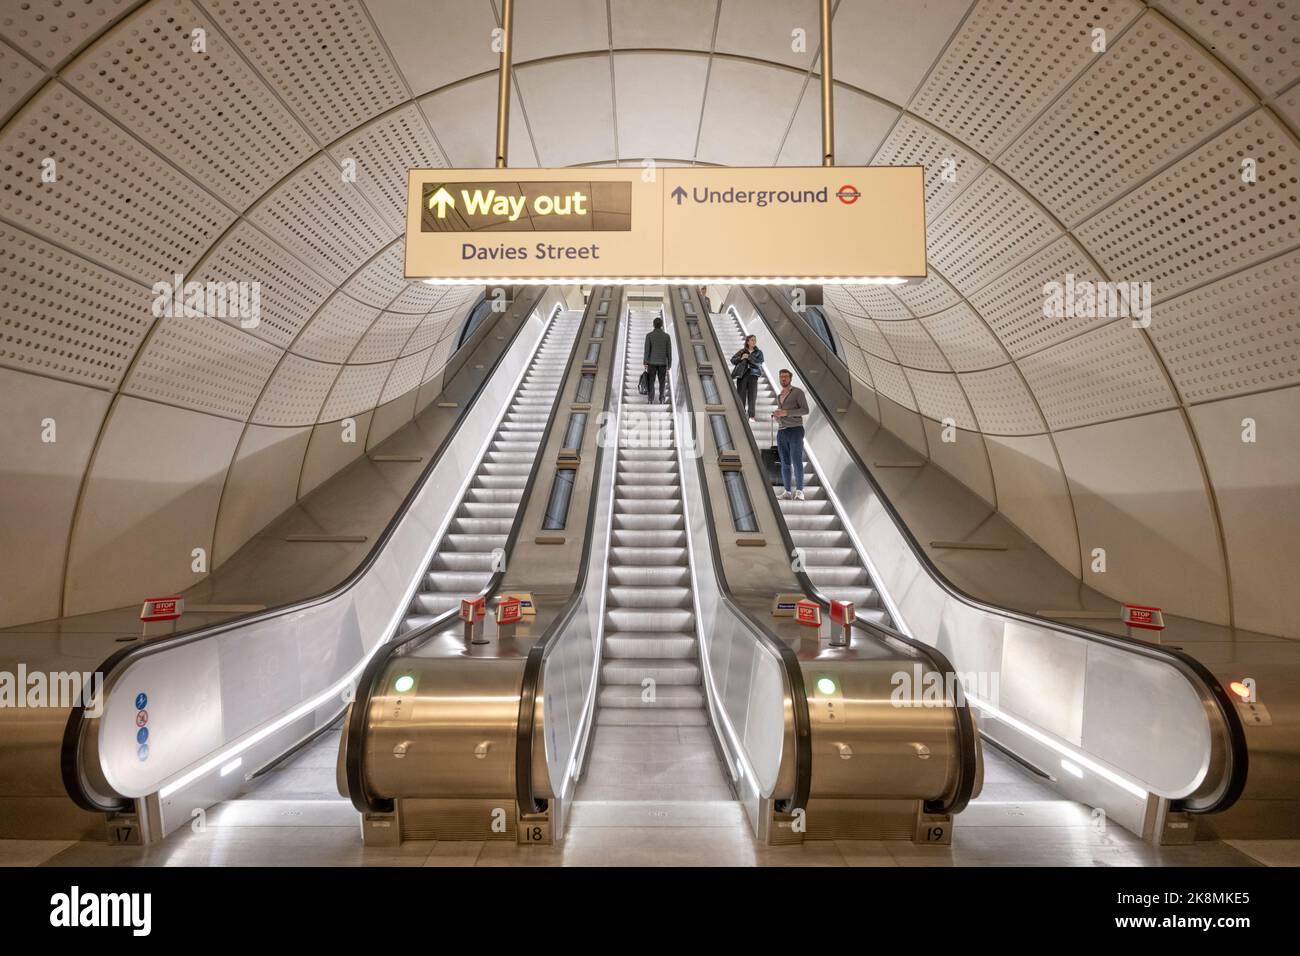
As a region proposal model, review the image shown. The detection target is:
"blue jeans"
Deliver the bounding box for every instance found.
[777,426,805,491]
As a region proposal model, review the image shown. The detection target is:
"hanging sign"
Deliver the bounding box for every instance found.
[405,166,926,283]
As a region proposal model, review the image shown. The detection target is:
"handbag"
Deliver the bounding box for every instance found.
[638,370,650,395]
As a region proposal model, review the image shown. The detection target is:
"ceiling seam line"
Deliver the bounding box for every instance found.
[690,0,724,166]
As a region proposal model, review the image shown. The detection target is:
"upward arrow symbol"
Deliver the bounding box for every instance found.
[427,186,455,217]
[671,186,687,205]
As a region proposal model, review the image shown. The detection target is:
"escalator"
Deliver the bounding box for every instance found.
[596,308,706,727]
[404,313,578,630]
[717,308,889,627]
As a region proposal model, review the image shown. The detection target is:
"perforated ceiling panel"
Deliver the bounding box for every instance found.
[864,353,916,410]
[969,237,1109,358]
[387,279,447,315]
[1018,321,1177,430]
[251,353,340,427]
[0,0,134,67]
[879,320,950,371]
[911,0,1144,158]
[1150,247,1300,403]
[342,243,409,308]
[124,316,281,421]
[351,310,425,364]
[329,104,446,232]
[192,223,334,347]
[0,38,42,122]
[889,272,963,316]
[291,294,383,364]
[203,0,408,143]
[318,361,392,423]
[0,84,234,285]
[248,155,394,286]
[422,335,457,384]
[920,303,1008,372]
[1157,0,1300,94]
[871,115,987,216]
[840,285,905,320]
[65,0,317,212]
[380,349,430,404]
[0,221,153,389]
[1076,110,1300,301]
[403,306,459,356]
[904,367,978,429]
[928,169,1061,295]
[1000,12,1253,226]
[958,365,1047,436]
[834,311,895,360]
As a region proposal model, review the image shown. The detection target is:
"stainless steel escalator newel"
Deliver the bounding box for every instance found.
[829,599,854,648]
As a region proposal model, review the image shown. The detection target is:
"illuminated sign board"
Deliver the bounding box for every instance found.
[405,166,926,283]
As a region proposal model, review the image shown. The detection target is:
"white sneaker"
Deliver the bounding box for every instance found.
[776,489,792,500]
[794,490,805,501]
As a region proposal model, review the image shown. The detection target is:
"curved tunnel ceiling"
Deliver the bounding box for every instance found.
[0,0,1297,634]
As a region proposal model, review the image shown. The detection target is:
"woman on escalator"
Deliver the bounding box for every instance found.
[730,334,764,421]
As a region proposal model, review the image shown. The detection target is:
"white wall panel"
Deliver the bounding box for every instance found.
[1054,410,1229,624]
[1189,387,1300,637]
[920,303,1006,371]
[364,0,498,95]
[880,320,949,370]
[984,432,1081,575]
[64,397,244,616]
[251,355,340,427]
[922,420,996,506]
[419,73,536,168]
[298,410,374,498]
[777,83,896,166]
[872,115,987,216]
[714,0,819,71]
[318,362,393,423]
[0,370,111,626]
[904,368,978,430]
[610,0,715,51]
[516,56,617,167]
[891,272,963,316]
[614,53,710,161]
[833,0,974,106]
[212,424,313,566]
[696,58,804,166]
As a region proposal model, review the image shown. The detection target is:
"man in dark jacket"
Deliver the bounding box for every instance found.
[644,315,672,404]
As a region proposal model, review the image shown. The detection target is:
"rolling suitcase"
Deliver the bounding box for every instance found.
[761,416,783,486]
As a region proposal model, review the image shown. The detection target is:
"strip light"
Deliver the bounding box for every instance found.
[968,694,1149,800]
[423,276,910,287]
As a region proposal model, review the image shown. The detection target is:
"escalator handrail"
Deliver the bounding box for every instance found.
[346,295,588,815]
[669,292,812,813]
[59,288,534,814]
[751,286,1247,814]
[700,290,978,815]
[515,291,624,816]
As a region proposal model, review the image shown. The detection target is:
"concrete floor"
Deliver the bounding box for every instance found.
[1,726,1294,867]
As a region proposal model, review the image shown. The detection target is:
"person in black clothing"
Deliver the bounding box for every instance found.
[643,315,672,404]
[730,333,764,421]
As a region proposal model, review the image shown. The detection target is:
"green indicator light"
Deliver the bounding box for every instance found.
[816,677,837,696]
[394,674,415,694]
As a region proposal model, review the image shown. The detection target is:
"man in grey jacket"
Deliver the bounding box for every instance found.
[773,368,811,500]
[643,315,672,404]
